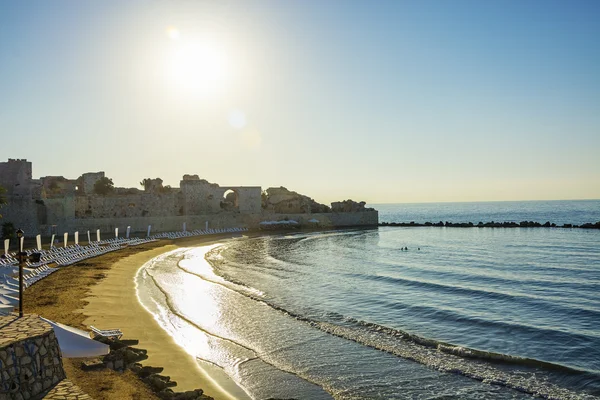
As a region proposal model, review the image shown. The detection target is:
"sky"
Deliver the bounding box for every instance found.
[0,0,599,204]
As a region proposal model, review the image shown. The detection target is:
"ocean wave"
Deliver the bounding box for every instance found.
[206,256,600,399]
[344,272,600,323]
[137,255,335,399]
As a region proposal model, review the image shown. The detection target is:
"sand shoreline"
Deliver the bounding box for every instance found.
[22,234,259,399]
[80,236,251,400]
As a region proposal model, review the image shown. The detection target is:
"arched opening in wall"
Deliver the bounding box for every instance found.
[220,189,239,211]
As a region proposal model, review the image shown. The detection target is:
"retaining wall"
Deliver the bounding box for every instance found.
[34,210,378,236]
[0,315,65,400]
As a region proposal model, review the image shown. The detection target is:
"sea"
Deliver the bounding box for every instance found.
[136,199,600,399]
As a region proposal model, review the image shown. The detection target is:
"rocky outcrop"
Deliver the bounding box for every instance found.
[92,337,213,400]
[262,187,330,214]
[580,221,600,229]
[331,199,373,213]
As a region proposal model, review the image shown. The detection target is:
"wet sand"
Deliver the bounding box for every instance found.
[80,238,251,400]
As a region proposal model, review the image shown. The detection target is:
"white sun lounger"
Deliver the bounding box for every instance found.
[90,325,123,339]
[0,304,14,314]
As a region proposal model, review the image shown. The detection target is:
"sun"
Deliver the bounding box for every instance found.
[165,26,180,40]
[166,40,231,99]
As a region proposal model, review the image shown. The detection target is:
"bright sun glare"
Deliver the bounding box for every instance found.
[166,39,231,99]
[166,26,180,40]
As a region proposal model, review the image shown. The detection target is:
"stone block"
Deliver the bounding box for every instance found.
[43,378,52,390]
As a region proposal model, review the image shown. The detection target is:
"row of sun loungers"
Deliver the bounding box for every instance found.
[2,265,57,288]
[0,265,58,313]
[0,227,247,314]
[151,227,248,240]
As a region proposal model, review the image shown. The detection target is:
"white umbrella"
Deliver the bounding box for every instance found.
[40,317,110,358]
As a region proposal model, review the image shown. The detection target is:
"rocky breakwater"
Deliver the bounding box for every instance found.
[380,221,600,229]
[0,314,65,400]
[86,337,213,400]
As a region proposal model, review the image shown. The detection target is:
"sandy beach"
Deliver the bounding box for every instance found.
[26,236,251,400]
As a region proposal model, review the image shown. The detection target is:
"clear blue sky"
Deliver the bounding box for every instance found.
[1,0,599,203]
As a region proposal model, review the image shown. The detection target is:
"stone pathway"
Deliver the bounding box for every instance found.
[41,379,92,400]
[0,314,51,347]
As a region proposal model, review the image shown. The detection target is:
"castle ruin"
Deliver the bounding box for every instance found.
[0,159,378,236]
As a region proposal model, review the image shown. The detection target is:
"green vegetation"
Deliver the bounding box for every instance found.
[94,177,115,195]
[0,185,6,218]
[2,221,15,240]
[140,178,152,190]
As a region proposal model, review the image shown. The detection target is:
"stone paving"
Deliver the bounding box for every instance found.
[41,379,92,400]
[0,314,51,347]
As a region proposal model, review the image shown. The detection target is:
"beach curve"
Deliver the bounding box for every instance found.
[80,238,251,400]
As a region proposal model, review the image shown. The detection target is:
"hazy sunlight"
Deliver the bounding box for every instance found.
[166,39,232,100]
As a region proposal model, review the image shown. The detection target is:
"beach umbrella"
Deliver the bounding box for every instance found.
[40,317,110,358]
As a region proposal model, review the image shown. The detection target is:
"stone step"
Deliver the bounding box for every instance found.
[41,379,92,400]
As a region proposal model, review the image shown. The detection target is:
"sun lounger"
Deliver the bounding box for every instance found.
[90,325,123,339]
[0,304,14,315]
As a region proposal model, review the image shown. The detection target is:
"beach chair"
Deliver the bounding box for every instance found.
[90,325,123,340]
[0,304,14,315]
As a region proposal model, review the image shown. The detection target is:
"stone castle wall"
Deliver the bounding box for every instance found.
[73,193,183,219]
[1,159,378,235]
[36,210,379,236]
[0,160,32,197]
[0,197,39,233]
[180,181,261,214]
[80,172,105,195]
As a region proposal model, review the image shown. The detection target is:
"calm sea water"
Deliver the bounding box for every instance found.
[373,199,600,225]
[136,200,600,399]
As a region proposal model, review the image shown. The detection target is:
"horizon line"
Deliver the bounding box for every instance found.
[368,198,600,206]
